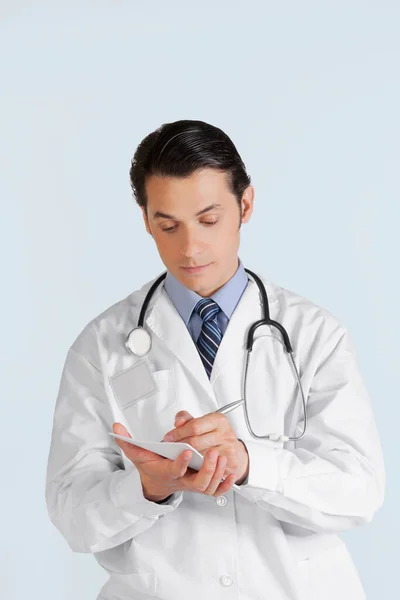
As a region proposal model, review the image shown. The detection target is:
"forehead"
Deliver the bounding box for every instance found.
[145,168,233,213]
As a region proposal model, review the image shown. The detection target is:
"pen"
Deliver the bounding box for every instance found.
[215,398,244,415]
[160,398,244,441]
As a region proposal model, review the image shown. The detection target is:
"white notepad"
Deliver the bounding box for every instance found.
[109,432,205,470]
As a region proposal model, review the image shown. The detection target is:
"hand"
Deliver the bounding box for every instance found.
[112,418,238,500]
[163,410,249,485]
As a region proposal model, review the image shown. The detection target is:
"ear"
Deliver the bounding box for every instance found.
[141,207,153,236]
[240,185,255,224]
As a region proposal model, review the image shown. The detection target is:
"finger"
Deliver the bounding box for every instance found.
[204,454,228,496]
[164,413,223,443]
[178,433,220,454]
[213,473,237,496]
[193,448,220,492]
[174,411,194,428]
[113,422,131,437]
[169,450,193,479]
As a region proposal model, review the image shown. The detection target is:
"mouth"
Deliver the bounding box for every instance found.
[180,263,211,274]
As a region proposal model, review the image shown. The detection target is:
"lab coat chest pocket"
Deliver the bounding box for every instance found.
[110,366,178,441]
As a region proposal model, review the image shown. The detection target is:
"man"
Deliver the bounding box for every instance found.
[45,119,385,600]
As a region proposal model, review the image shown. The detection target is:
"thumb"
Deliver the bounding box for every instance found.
[113,422,131,438]
[174,410,194,428]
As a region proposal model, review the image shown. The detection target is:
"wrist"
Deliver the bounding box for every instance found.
[140,474,175,502]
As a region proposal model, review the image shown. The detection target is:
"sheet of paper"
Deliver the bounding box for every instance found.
[108,432,205,471]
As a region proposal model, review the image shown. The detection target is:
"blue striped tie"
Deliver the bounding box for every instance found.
[194,298,222,379]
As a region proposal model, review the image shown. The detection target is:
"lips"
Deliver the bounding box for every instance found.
[182,265,205,269]
[181,263,210,273]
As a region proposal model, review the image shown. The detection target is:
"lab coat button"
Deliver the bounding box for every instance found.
[216,495,227,507]
[220,575,233,587]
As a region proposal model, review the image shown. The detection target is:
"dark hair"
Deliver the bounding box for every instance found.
[129,119,251,218]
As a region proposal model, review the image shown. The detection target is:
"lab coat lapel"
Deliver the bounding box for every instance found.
[210,277,262,384]
[145,286,215,402]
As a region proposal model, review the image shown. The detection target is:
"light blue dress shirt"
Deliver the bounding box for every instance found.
[163,257,249,345]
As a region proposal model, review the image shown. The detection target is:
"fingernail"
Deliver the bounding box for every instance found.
[163,433,173,442]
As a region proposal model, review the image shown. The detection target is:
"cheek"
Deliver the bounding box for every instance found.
[153,233,173,254]
[215,221,239,248]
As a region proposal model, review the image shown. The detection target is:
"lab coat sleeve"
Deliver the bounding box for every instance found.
[240,325,386,534]
[45,334,183,555]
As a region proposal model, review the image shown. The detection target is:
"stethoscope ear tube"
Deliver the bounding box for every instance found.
[138,271,168,327]
[246,320,293,354]
[244,268,293,354]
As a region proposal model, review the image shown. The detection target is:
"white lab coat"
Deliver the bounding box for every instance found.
[45,273,385,600]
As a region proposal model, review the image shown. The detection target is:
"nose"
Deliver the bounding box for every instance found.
[179,226,203,258]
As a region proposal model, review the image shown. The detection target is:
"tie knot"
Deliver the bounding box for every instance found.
[193,298,221,323]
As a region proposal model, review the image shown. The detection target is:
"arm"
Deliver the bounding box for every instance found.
[238,326,386,533]
[45,330,183,555]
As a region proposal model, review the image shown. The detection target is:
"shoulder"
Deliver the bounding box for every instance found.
[258,273,342,324]
[67,272,165,360]
[257,273,350,354]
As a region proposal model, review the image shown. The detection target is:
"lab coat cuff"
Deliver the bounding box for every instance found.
[154,494,174,504]
[112,466,183,517]
[243,439,282,494]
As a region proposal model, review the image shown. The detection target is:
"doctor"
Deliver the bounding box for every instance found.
[45,119,385,600]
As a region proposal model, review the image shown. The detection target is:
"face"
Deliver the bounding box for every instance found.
[141,168,254,297]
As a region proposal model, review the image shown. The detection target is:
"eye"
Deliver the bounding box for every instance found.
[161,220,218,233]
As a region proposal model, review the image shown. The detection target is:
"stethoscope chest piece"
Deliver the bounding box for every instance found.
[126,327,152,357]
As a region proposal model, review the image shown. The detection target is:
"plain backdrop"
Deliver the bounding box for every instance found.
[1,1,398,598]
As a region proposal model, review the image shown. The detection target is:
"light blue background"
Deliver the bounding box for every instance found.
[1,1,398,598]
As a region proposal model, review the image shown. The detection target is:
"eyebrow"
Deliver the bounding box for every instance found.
[152,203,223,220]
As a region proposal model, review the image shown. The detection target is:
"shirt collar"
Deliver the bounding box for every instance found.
[163,257,249,325]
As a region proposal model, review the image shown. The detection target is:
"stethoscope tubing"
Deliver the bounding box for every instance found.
[128,268,308,443]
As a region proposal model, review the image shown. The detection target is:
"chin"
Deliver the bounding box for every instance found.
[181,274,211,292]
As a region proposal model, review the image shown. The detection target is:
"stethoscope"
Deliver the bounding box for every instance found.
[125,268,307,443]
